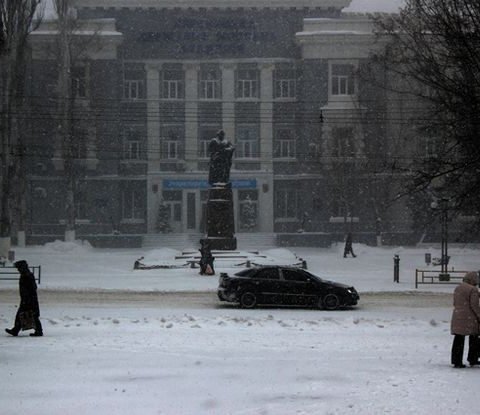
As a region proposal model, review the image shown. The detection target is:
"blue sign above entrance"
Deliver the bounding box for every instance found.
[163,179,257,189]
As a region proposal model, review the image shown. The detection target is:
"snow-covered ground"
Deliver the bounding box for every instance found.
[1,241,479,415]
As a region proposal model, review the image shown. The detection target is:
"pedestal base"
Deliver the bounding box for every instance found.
[201,237,237,251]
[205,185,236,250]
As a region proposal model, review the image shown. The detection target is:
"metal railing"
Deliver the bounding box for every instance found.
[0,266,42,284]
[415,269,466,289]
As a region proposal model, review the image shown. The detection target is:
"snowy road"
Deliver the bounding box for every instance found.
[0,289,452,309]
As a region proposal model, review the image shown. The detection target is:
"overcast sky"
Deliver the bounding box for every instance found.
[345,0,404,12]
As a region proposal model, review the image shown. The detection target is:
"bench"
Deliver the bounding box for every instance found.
[0,266,42,284]
[415,269,466,289]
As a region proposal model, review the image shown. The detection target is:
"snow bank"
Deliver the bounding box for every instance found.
[41,239,93,253]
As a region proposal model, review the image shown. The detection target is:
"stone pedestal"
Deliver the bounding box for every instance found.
[202,185,237,250]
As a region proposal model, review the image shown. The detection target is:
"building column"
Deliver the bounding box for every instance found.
[258,64,275,232]
[146,64,160,172]
[146,64,160,233]
[184,63,199,171]
[260,63,274,172]
[85,119,98,170]
[221,63,235,144]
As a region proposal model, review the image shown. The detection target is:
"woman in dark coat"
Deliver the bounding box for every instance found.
[450,271,480,367]
[199,240,215,275]
[343,233,356,258]
[5,260,43,337]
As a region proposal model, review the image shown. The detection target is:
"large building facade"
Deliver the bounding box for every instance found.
[21,0,422,246]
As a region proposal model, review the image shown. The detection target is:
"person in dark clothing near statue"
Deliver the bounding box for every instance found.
[5,260,43,337]
[344,233,356,258]
[199,240,215,275]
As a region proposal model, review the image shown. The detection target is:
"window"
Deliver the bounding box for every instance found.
[276,189,298,219]
[162,190,182,222]
[75,191,88,220]
[274,69,296,99]
[423,137,438,158]
[236,125,259,159]
[274,129,295,158]
[331,64,355,96]
[199,68,221,100]
[255,268,280,280]
[125,141,140,160]
[332,127,355,157]
[72,66,88,98]
[282,269,310,282]
[331,198,349,218]
[162,70,184,99]
[198,126,220,158]
[123,125,144,160]
[160,125,183,160]
[236,69,259,99]
[71,128,87,159]
[122,189,144,220]
[124,69,145,100]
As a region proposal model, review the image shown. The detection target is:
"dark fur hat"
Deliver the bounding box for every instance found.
[14,260,29,270]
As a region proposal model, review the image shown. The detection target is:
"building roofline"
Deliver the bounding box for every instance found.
[71,0,352,10]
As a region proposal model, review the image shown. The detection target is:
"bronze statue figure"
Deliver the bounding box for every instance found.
[208,130,234,185]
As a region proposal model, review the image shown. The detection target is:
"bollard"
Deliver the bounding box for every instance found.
[425,253,431,266]
[8,250,15,262]
[393,254,400,283]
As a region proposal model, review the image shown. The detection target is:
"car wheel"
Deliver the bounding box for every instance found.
[322,293,340,310]
[240,291,257,309]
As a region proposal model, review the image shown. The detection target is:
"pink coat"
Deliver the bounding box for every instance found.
[451,282,480,335]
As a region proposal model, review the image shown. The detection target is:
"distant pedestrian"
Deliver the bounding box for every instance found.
[450,271,480,368]
[343,233,356,258]
[5,260,43,337]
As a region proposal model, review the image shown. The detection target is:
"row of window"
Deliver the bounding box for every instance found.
[73,187,347,223]
[124,67,300,100]
[66,63,357,101]
[123,126,298,160]
[123,126,360,160]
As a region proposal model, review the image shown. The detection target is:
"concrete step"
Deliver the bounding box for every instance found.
[143,233,277,250]
[142,233,203,249]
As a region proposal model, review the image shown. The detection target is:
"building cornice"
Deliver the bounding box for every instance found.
[71,0,352,10]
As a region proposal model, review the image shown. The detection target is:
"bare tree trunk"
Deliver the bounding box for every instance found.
[0,1,42,255]
[55,0,76,241]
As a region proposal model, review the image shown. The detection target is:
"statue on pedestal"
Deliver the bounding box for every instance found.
[208,130,234,186]
[203,129,237,250]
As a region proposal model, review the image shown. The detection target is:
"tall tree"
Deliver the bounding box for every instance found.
[52,0,101,241]
[0,0,42,257]
[54,0,76,241]
[370,0,480,231]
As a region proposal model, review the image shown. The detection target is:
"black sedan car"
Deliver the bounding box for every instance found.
[217,266,359,310]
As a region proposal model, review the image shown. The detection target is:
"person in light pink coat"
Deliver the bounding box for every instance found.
[450,271,480,368]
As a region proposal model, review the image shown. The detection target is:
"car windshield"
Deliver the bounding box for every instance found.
[300,269,324,282]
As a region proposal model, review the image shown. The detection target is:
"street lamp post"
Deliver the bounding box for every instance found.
[431,198,450,280]
[440,199,449,278]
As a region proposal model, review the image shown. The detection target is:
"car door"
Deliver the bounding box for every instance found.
[253,268,281,305]
[281,268,318,306]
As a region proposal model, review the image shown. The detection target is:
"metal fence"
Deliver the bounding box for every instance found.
[0,266,42,284]
[415,269,466,289]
